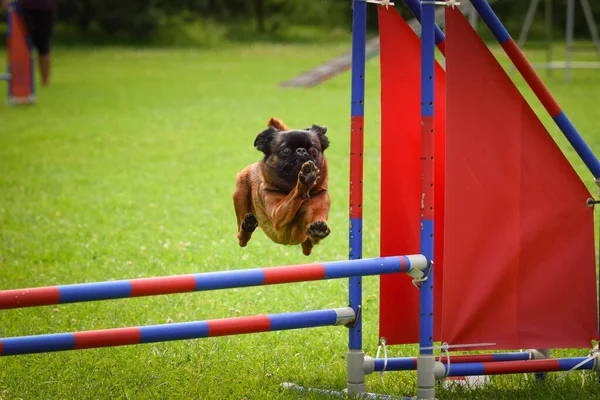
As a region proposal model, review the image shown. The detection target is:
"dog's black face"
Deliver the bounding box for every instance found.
[254,125,329,183]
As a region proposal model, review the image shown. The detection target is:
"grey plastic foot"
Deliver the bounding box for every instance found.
[530,348,550,381]
[347,350,366,395]
[417,355,436,400]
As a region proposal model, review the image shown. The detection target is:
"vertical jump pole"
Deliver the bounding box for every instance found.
[404,0,447,53]
[417,1,436,399]
[347,0,366,394]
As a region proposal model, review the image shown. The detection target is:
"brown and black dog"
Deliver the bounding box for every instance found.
[232,117,331,256]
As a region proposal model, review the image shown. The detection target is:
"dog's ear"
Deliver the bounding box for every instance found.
[310,125,329,151]
[254,127,277,156]
[267,117,290,131]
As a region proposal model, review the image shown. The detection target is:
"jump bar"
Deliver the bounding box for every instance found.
[0,255,426,310]
[0,307,355,356]
[366,352,531,373]
[435,357,597,378]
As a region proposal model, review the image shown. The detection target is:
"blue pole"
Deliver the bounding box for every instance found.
[404,0,446,46]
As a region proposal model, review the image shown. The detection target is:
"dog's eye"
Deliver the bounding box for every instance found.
[280,148,291,157]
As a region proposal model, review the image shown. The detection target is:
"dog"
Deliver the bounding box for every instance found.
[232,117,331,256]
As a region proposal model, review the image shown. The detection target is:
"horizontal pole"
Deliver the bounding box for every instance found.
[436,358,597,378]
[369,352,530,372]
[0,307,354,356]
[0,255,427,310]
[470,0,600,178]
[0,73,11,81]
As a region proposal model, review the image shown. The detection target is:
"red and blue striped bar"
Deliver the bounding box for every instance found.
[419,0,436,356]
[371,352,531,372]
[349,0,367,352]
[404,0,446,55]
[470,0,600,178]
[0,255,427,310]
[440,357,597,377]
[0,307,355,356]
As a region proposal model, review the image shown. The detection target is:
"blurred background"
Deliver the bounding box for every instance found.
[1,0,599,48]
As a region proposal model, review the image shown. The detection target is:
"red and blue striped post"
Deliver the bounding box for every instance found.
[0,308,355,357]
[418,1,437,398]
[348,0,367,394]
[469,0,600,179]
[0,255,427,310]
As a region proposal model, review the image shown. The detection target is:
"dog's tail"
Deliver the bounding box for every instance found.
[267,117,290,131]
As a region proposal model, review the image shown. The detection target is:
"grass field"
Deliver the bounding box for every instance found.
[1,32,600,399]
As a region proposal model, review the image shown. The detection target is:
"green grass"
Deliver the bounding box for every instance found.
[1,37,600,399]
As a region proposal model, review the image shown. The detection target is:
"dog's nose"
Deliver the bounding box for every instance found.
[296,148,308,157]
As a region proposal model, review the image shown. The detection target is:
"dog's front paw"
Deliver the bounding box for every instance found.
[299,161,320,186]
[241,213,258,232]
[306,220,330,242]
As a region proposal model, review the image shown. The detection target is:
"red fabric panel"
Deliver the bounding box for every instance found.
[442,8,597,350]
[378,6,446,345]
[73,328,142,349]
[262,264,326,285]
[8,8,34,100]
[0,287,60,309]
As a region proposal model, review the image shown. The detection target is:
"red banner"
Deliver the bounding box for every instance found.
[441,7,597,349]
[378,6,446,345]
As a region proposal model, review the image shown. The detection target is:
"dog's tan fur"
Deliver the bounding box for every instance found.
[232,117,331,255]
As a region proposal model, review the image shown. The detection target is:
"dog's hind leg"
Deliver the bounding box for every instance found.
[233,169,258,247]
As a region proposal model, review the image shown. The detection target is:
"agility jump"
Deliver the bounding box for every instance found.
[1,1,600,399]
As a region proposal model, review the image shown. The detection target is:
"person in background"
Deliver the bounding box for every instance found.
[2,0,57,86]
